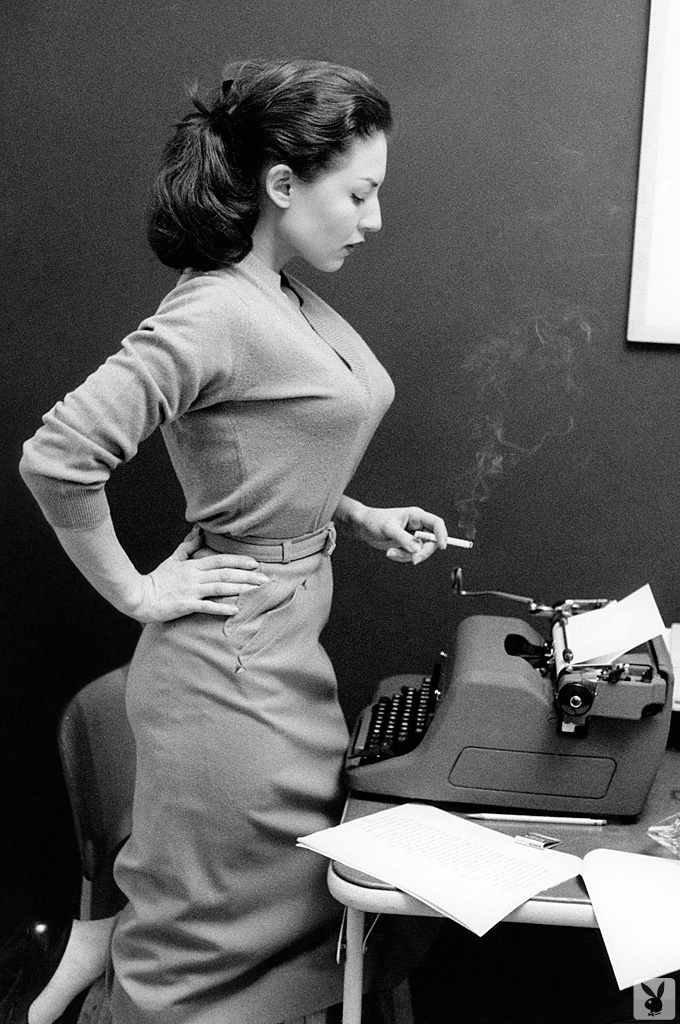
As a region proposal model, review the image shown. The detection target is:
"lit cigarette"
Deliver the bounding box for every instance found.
[414,531,474,549]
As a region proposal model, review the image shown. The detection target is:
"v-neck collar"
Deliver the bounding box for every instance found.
[233,252,375,392]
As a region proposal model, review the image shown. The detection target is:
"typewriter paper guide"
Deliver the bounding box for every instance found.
[298,802,582,937]
[563,584,666,665]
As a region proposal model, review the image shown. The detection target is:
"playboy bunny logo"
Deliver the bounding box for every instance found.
[633,977,676,1020]
[643,981,665,1017]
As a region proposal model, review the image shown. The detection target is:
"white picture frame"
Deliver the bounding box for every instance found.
[628,0,680,344]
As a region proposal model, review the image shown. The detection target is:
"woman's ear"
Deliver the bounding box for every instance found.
[264,164,293,209]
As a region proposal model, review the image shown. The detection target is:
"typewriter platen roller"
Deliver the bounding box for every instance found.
[344,606,673,818]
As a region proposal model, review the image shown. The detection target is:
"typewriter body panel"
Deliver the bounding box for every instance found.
[344,614,673,817]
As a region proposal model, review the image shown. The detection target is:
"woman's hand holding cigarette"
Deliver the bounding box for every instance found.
[334,497,449,564]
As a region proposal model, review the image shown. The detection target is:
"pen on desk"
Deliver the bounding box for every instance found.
[466,813,607,826]
[414,531,474,550]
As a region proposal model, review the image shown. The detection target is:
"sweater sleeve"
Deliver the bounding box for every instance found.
[20,276,247,530]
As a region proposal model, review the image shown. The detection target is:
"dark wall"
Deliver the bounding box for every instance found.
[2,0,670,907]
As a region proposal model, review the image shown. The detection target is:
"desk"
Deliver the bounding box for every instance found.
[328,748,680,1024]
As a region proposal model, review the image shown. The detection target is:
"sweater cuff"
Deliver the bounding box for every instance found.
[20,470,111,530]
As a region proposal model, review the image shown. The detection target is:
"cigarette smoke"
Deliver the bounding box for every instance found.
[455,309,591,540]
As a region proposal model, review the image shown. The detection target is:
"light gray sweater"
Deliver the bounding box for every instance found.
[20,252,395,539]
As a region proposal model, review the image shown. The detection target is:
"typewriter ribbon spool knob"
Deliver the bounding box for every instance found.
[556,679,596,717]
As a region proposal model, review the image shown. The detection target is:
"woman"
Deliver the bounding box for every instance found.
[9,58,447,1024]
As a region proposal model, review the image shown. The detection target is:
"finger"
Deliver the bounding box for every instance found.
[175,526,203,560]
[196,567,270,585]
[199,582,261,597]
[407,509,449,551]
[421,516,448,548]
[193,554,263,572]
[385,525,422,556]
[411,540,437,565]
[385,547,414,562]
[195,600,239,616]
[428,516,449,550]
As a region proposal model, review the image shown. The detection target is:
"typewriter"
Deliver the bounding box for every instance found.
[344,571,673,818]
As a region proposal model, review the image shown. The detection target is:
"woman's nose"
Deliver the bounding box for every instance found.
[360,197,382,234]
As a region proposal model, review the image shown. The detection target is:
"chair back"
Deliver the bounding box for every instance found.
[58,664,135,917]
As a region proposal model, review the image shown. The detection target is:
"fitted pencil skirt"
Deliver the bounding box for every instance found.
[109,545,349,1024]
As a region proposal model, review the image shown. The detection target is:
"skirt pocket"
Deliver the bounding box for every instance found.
[222,575,312,660]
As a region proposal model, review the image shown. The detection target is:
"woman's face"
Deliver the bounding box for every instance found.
[281,131,387,272]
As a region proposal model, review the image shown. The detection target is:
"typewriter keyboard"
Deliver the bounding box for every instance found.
[348,676,441,764]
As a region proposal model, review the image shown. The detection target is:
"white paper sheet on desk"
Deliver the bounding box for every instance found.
[580,849,680,989]
[565,584,666,665]
[298,803,581,937]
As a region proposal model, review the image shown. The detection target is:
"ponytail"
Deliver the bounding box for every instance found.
[147,84,258,270]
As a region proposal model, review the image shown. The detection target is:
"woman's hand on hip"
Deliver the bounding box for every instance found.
[338,500,448,565]
[133,527,270,623]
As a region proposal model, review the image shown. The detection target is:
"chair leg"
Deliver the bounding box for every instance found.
[375,978,416,1024]
[79,878,93,921]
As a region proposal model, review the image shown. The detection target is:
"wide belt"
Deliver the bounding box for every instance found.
[202,522,336,564]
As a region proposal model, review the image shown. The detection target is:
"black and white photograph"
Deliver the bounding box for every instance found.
[2,2,680,1023]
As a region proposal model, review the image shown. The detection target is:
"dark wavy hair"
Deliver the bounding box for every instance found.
[147,58,392,270]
